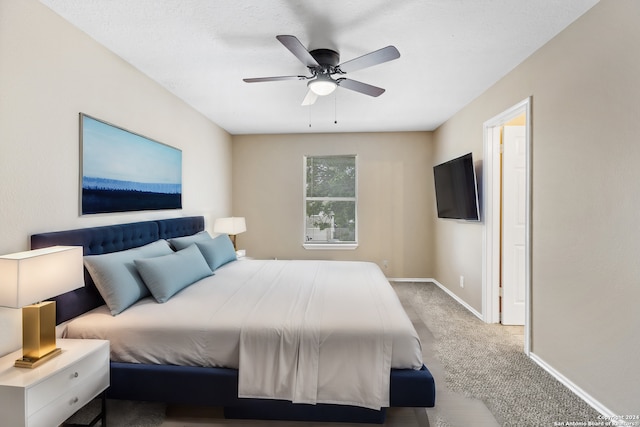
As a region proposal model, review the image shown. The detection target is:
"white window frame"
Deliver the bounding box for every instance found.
[303,155,358,250]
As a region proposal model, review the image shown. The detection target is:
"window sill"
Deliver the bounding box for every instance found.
[303,243,358,250]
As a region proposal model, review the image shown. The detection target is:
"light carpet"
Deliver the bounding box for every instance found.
[395,282,601,427]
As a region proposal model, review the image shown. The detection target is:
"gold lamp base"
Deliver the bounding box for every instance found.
[15,301,61,369]
[15,348,62,369]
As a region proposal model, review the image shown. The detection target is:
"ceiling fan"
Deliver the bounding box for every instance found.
[243,35,400,106]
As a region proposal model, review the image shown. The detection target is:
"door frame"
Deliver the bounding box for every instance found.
[482,97,532,355]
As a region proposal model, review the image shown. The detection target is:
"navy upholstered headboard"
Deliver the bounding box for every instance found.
[30,216,205,324]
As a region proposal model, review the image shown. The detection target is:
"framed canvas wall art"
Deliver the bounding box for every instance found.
[80,114,182,215]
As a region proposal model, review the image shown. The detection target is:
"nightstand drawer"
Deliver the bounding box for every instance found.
[27,343,109,416]
[29,368,109,427]
[0,339,110,427]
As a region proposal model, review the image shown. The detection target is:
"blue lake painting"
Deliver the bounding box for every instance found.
[81,114,182,214]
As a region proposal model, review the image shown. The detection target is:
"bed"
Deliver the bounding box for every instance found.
[31,216,435,423]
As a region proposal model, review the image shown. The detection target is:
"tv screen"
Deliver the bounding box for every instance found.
[433,153,480,221]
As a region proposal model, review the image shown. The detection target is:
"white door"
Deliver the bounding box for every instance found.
[502,126,526,325]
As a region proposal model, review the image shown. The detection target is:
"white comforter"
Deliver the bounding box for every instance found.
[63,259,423,410]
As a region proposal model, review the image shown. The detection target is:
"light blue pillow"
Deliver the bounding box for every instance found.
[167,231,212,251]
[195,234,237,271]
[84,240,173,315]
[134,244,213,303]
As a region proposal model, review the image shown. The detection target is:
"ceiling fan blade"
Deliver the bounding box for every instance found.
[243,75,306,83]
[337,78,385,97]
[337,46,400,73]
[276,35,320,68]
[301,89,318,106]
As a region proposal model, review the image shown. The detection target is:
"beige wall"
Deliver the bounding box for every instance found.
[431,120,486,310]
[432,0,640,414]
[232,132,434,278]
[3,0,635,415]
[0,0,232,356]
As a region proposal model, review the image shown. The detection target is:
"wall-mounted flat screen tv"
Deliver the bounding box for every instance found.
[433,153,480,221]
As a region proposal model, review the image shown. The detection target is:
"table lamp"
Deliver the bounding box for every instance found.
[0,246,84,368]
[213,217,246,250]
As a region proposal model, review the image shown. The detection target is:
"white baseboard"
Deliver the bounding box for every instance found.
[387,277,431,283]
[430,278,483,320]
[388,277,483,320]
[390,277,618,420]
[529,353,618,421]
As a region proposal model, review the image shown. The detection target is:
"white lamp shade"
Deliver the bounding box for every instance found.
[0,246,84,308]
[308,77,337,96]
[213,217,247,235]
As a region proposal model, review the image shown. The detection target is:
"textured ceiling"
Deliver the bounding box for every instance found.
[40,0,598,135]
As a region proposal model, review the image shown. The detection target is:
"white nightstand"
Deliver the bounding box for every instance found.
[0,339,109,427]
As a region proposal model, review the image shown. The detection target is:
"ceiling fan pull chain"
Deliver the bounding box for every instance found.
[334,91,338,125]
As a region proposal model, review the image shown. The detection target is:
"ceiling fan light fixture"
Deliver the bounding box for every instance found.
[308,75,337,96]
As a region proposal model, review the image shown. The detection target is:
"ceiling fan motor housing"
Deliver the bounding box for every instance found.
[309,48,340,74]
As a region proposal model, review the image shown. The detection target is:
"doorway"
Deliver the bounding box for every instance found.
[482,97,531,354]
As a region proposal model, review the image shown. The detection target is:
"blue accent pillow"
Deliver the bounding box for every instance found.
[167,231,212,251]
[83,240,173,315]
[195,234,237,271]
[134,244,213,303]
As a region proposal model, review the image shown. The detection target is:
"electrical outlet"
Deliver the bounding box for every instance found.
[382,260,389,269]
[459,275,464,288]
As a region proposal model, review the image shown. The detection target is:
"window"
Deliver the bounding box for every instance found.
[304,155,357,249]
